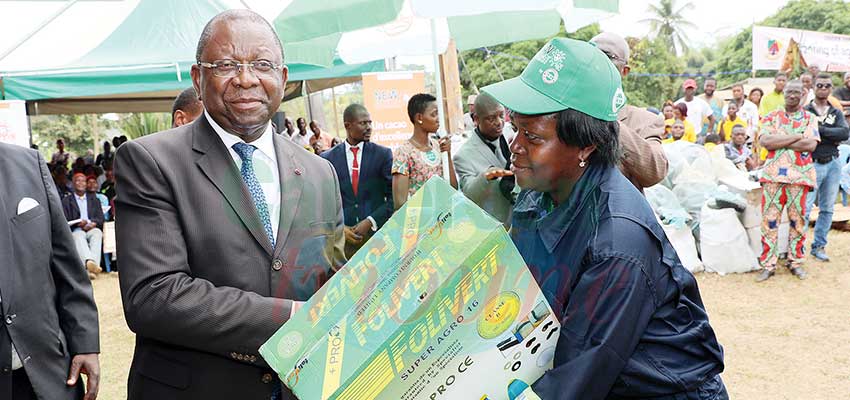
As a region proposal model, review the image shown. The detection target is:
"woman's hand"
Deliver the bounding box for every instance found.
[438,136,452,153]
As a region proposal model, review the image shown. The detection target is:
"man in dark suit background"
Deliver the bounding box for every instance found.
[61,173,105,279]
[115,10,345,399]
[0,143,100,400]
[321,104,394,257]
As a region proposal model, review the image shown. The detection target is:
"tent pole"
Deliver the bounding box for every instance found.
[331,86,341,138]
[431,18,450,181]
[0,0,79,64]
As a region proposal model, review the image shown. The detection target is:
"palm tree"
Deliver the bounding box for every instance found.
[641,0,695,55]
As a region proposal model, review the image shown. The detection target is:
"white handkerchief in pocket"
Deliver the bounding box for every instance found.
[17,197,39,215]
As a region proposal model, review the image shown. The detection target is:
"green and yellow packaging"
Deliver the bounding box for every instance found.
[260,177,560,400]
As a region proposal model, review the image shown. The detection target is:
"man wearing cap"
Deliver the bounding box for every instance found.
[483,37,726,400]
[463,94,477,131]
[591,32,668,190]
[61,172,105,279]
[675,79,715,140]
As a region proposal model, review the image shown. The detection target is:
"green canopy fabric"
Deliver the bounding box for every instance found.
[1,58,384,101]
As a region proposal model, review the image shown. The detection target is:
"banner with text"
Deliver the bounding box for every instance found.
[0,101,30,148]
[363,71,425,150]
[753,25,850,72]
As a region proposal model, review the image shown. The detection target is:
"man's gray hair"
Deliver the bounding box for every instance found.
[196,10,283,62]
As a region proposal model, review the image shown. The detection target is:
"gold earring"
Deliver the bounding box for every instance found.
[418,120,423,124]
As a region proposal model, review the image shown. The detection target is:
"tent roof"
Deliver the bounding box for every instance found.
[0,0,384,113]
[4,57,384,114]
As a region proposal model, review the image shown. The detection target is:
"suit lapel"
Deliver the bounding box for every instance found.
[470,134,502,168]
[272,135,303,258]
[0,186,13,313]
[331,146,354,199]
[192,117,274,256]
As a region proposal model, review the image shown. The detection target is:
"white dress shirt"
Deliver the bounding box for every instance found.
[344,140,377,231]
[205,111,281,239]
[74,192,89,228]
[290,131,312,148]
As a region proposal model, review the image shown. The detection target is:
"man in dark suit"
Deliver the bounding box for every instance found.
[114,10,346,400]
[0,143,100,400]
[61,173,105,279]
[321,104,393,257]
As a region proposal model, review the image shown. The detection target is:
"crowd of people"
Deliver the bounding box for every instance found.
[650,68,849,281]
[40,137,124,281]
[9,8,850,400]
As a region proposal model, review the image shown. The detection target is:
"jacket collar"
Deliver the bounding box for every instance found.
[513,164,607,253]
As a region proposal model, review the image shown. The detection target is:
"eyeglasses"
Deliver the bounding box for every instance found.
[816,83,833,89]
[197,60,281,78]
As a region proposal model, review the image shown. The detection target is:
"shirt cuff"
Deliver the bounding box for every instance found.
[366,216,378,232]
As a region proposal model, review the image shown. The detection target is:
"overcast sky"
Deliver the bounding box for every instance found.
[599,0,790,47]
[0,0,793,71]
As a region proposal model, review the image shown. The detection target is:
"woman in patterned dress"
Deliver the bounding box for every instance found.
[392,93,458,209]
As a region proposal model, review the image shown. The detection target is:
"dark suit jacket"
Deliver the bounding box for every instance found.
[115,115,346,399]
[321,141,393,228]
[0,143,99,399]
[61,192,105,230]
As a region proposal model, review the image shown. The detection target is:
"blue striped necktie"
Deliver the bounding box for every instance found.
[231,142,275,247]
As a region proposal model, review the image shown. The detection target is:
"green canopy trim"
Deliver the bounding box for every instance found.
[2,58,384,101]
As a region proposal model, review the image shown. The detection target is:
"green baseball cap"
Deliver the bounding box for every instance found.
[482,37,626,122]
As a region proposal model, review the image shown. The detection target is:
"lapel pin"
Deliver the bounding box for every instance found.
[294,168,302,175]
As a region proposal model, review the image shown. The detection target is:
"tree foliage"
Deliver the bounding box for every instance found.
[458,24,601,103]
[30,114,116,161]
[119,113,170,139]
[623,37,687,108]
[641,0,696,55]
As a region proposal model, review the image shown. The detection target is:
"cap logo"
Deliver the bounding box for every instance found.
[535,43,566,72]
[541,68,559,84]
[612,87,626,113]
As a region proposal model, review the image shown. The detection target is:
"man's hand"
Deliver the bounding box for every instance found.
[745,156,758,171]
[67,353,100,400]
[84,222,97,231]
[343,226,363,245]
[77,220,89,229]
[484,169,514,181]
[353,219,373,238]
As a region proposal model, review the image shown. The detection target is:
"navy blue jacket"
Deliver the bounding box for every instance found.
[321,141,393,229]
[511,164,724,399]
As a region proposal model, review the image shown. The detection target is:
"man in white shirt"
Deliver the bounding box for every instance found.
[290,117,312,148]
[676,78,715,140]
[61,172,105,278]
[321,104,394,258]
[722,83,760,137]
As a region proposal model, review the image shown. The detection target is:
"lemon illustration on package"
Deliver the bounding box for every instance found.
[478,292,521,340]
[259,177,561,400]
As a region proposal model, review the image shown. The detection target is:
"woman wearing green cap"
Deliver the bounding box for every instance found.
[483,37,726,399]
